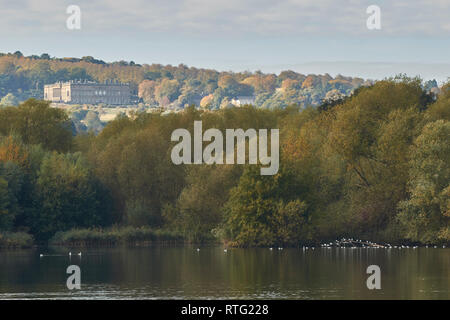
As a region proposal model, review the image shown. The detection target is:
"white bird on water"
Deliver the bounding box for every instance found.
[78,252,82,256]
[39,254,43,258]
[196,248,200,252]
[224,249,227,253]
[69,252,72,257]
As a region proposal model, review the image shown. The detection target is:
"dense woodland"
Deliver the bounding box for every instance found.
[0,72,449,247]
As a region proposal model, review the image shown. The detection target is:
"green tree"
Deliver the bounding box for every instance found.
[397,120,450,243]
[224,166,307,246]
[164,165,242,242]
[325,78,429,235]
[91,122,184,227]
[0,99,73,152]
[0,162,25,230]
[0,176,11,230]
[426,83,450,121]
[32,152,110,240]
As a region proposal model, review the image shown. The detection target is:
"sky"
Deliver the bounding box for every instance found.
[1,0,449,82]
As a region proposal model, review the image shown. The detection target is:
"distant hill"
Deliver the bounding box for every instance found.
[1,51,439,110]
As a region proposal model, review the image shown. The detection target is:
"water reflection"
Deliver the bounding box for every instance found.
[0,247,449,299]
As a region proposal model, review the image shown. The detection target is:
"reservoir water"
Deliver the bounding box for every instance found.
[0,246,448,299]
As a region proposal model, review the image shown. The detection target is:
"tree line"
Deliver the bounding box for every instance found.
[0,77,448,246]
[0,52,378,109]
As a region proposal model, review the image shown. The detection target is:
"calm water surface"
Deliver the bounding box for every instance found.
[0,246,449,299]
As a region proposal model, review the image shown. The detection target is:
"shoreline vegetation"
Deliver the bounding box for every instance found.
[0,231,34,248]
[0,76,449,249]
[0,228,444,249]
[0,228,191,249]
[49,227,187,247]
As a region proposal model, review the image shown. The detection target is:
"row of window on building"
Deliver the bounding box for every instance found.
[71,90,123,96]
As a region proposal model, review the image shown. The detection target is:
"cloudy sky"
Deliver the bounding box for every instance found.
[1,0,449,81]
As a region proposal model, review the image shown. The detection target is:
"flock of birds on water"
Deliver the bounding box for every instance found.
[198,237,446,253]
[39,238,447,257]
[211,238,446,253]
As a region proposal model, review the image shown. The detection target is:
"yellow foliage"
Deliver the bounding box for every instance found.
[0,136,29,168]
[200,94,214,108]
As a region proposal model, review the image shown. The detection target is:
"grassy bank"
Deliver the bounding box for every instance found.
[0,232,34,248]
[49,227,189,247]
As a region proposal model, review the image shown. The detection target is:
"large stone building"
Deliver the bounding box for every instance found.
[44,80,130,105]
